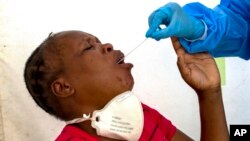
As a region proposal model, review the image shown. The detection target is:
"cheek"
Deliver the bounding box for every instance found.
[94,71,134,92]
[82,59,108,73]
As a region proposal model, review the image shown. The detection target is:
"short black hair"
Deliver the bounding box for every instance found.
[24,32,65,120]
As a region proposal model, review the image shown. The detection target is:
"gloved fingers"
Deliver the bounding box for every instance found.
[150,21,178,40]
[150,28,171,40]
[165,2,182,12]
[146,9,171,38]
[146,10,163,38]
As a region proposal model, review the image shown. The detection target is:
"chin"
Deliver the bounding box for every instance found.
[123,77,134,91]
[115,80,133,94]
[114,72,134,93]
[127,73,134,88]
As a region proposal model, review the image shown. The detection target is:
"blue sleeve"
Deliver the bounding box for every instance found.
[179,1,250,60]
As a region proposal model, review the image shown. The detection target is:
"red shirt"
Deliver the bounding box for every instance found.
[56,103,176,141]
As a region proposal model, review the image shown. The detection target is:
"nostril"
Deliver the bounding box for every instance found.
[107,47,112,52]
[103,43,113,53]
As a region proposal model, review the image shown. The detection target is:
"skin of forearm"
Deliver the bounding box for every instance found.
[197,88,229,141]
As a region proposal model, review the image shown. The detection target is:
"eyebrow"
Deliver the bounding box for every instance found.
[95,37,101,43]
[78,36,100,49]
[76,38,91,55]
[88,37,100,43]
[85,35,100,43]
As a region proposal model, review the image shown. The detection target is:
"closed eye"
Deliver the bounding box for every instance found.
[84,46,94,51]
[80,45,94,55]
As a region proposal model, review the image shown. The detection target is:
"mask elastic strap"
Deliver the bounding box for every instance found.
[66,113,94,125]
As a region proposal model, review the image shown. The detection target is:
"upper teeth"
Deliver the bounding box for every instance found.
[117,58,124,64]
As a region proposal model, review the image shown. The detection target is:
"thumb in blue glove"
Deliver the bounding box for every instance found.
[146,2,205,41]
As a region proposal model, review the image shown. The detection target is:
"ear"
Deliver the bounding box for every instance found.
[51,78,75,98]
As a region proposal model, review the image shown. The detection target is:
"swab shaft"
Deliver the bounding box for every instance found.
[117,38,148,64]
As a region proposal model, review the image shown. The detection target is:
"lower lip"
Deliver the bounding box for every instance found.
[120,62,133,68]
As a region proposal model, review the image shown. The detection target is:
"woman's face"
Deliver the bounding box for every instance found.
[57,31,134,109]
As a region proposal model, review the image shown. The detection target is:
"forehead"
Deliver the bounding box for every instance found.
[55,31,99,43]
[42,31,98,60]
[52,31,99,53]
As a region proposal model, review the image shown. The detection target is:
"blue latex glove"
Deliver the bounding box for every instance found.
[146,2,205,41]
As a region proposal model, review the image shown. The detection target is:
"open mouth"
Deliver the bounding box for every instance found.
[116,52,125,64]
[117,56,125,64]
[115,52,133,68]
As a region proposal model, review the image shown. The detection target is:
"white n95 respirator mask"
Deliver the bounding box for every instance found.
[66,91,144,141]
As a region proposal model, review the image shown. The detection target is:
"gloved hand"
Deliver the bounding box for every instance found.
[146,2,205,41]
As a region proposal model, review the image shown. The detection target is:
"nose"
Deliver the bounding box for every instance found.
[102,43,113,53]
